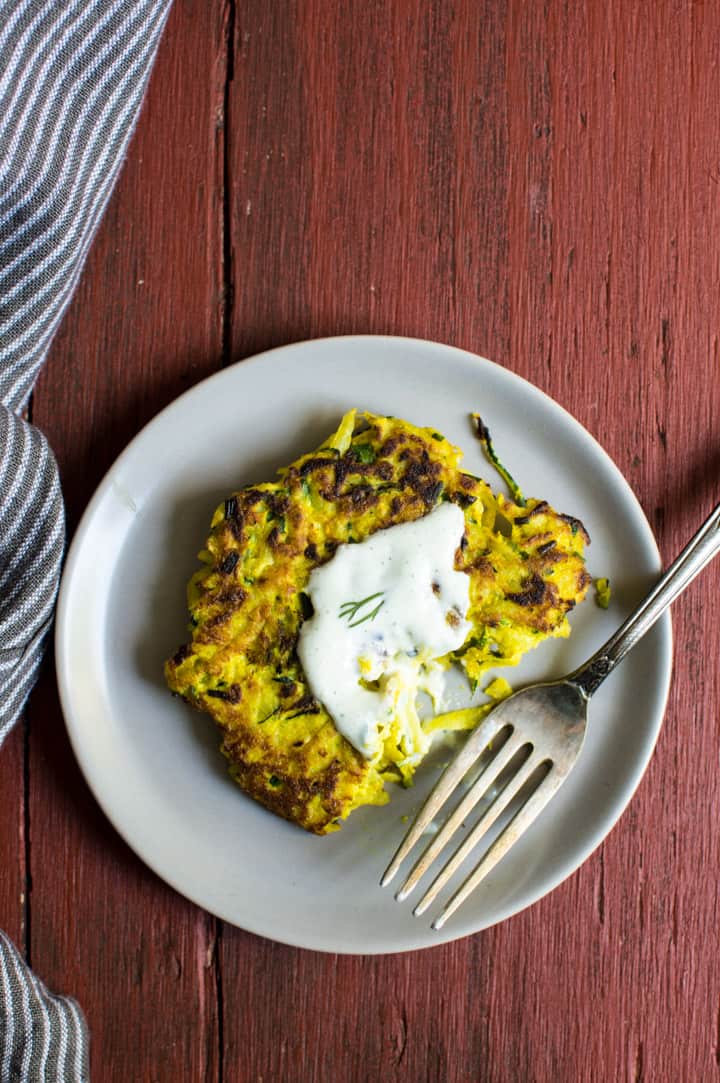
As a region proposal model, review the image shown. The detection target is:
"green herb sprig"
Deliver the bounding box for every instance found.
[339,591,385,628]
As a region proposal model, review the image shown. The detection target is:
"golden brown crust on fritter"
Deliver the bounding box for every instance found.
[165,411,590,834]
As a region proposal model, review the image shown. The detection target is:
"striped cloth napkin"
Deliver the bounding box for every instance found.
[1,1,171,1077]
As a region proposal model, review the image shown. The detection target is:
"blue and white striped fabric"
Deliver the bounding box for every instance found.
[0,932,87,1082]
[1,1,172,1077]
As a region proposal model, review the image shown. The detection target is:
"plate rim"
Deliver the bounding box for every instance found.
[55,333,673,953]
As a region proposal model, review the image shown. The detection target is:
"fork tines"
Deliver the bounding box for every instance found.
[381,714,562,929]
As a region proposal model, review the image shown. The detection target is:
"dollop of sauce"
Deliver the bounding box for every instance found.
[298,503,471,760]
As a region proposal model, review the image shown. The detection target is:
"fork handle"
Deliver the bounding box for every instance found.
[569,502,720,698]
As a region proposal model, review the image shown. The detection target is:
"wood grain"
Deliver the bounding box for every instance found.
[3,0,719,1080]
[0,724,26,951]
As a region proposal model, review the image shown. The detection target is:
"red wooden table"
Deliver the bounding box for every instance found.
[3,2,720,1079]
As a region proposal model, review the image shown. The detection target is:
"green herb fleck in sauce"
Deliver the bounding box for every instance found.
[339,591,386,627]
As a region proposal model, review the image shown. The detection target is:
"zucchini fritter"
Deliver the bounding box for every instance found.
[165,411,591,834]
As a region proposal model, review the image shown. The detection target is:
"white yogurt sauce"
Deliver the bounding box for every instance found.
[298,503,471,760]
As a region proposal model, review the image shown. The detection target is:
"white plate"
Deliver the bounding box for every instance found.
[56,336,672,954]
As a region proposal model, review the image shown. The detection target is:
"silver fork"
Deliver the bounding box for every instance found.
[381,502,720,929]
